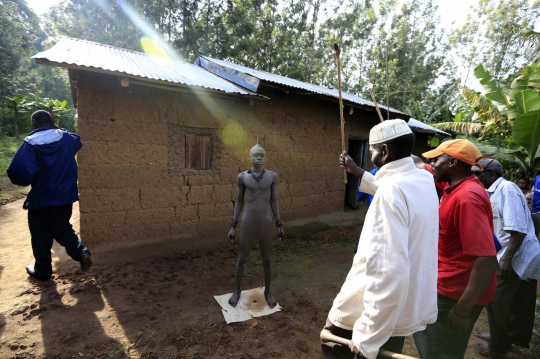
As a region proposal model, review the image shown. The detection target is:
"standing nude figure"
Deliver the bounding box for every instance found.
[228,144,284,308]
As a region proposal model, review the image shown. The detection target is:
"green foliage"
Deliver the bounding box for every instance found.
[0,135,22,177]
[1,94,76,137]
[449,0,540,80]
[452,62,540,177]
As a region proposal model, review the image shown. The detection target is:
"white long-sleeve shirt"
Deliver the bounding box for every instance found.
[487,177,540,280]
[328,157,439,359]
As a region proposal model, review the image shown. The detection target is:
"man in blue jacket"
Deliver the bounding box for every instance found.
[7,110,91,280]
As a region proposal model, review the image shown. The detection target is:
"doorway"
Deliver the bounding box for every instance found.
[344,140,368,209]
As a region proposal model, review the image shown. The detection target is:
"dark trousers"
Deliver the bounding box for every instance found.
[28,203,89,277]
[487,273,537,352]
[532,213,540,240]
[321,318,405,359]
[413,294,483,359]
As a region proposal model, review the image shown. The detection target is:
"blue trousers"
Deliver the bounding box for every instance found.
[413,294,483,359]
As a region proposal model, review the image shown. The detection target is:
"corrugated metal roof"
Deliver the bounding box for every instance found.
[196,56,408,117]
[32,37,263,97]
[407,118,450,136]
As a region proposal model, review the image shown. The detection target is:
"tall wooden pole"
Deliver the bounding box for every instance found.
[333,42,347,185]
[370,90,385,123]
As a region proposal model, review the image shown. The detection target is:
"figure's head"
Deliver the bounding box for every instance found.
[368,119,415,168]
[249,144,266,167]
[31,110,54,129]
[516,177,531,191]
[472,158,504,189]
[422,139,483,183]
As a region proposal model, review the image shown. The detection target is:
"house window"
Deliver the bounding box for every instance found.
[186,135,211,170]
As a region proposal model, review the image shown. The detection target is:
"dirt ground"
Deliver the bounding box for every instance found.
[0,198,538,359]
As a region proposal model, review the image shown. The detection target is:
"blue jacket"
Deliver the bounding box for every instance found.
[7,126,82,210]
[357,168,379,206]
[533,175,540,214]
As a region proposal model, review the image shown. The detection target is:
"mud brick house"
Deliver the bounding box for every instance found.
[32,37,446,248]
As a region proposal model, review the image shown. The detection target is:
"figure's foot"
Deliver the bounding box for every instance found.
[229,290,241,307]
[26,265,51,281]
[473,342,511,359]
[80,252,92,272]
[474,331,490,342]
[264,291,277,308]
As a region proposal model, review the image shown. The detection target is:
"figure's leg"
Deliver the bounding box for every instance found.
[52,204,91,269]
[260,232,276,308]
[508,279,536,347]
[28,208,54,279]
[229,232,253,307]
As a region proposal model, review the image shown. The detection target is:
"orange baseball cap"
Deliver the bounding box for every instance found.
[422,139,484,171]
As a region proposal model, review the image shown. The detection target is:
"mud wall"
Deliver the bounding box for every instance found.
[76,71,378,247]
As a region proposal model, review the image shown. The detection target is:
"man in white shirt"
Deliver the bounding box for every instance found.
[472,159,540,358]
[322,119,439,359]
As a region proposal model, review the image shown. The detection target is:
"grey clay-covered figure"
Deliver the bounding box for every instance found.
[228,144,284,308]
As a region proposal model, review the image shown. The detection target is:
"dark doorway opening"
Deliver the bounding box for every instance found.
[344,140,368,209]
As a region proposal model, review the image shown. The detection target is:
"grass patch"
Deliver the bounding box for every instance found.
[0,135,21,177]
[0,136,28,204]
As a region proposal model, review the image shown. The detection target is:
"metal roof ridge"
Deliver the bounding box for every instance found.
[36,37,203,70]
[198,55,408,116]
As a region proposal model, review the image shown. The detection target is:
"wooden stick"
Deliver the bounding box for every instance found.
[370,90,385,123]
[333,42,347,185]
[320,330,418,359]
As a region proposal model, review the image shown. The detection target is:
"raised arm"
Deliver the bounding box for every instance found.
[270,172,284,239]
[228,174,245,243]
[339,152,378,196]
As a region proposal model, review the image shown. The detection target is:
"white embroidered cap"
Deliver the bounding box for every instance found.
[369,119,413,145]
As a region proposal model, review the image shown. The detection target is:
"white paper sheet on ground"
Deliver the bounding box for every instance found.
[214,286,282,324]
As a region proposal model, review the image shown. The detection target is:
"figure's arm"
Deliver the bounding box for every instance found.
[498,185,529,279]
[447,198,497,333]
[447,256,498,333]
[499,231,525,280]
[6,141,39,187]
[228,174,245,242]
[270,172,284,239]
[69,131,83,153]
[350,186,411,359]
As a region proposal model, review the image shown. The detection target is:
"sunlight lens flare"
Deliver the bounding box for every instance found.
[220,120,247,148]
[140,37,170,59]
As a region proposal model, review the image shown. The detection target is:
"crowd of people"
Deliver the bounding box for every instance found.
[324,119,540,359]
[6,111,540,359]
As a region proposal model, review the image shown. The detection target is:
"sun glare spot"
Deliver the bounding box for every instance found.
[220,120,246,148]
[140,37,170,59]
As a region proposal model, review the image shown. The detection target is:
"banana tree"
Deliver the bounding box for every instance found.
[3,95,33,139]
[31,97,70,128]
[439,63,540,178]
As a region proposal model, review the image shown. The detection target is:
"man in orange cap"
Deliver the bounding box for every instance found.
[413,139,499,359]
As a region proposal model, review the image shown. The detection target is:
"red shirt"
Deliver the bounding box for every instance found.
[437,175,497,305]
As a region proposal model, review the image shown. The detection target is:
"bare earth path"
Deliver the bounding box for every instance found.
[0,199,538,358]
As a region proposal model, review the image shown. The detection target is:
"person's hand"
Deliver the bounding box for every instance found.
[498,257,513,280]
[277,226,284,240]
[445,306,471,334]
[228,228,236,243]
[348,341,366,358]
[339,152,358,173]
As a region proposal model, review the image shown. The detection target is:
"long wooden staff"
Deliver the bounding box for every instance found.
[320,329,418,359]
[370,90,385,123]
[333,42,347,185]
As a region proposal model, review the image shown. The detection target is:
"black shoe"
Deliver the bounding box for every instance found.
[26,265,51,280]
[80,252,92,272]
